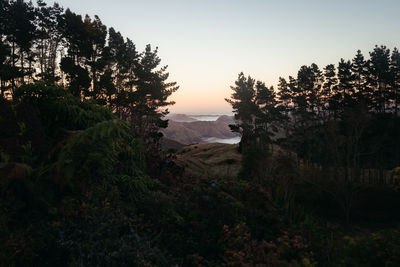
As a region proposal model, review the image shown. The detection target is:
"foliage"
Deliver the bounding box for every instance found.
[57,199,172,267]
[0,83,168,266]
[13,83,114,139]
[226,46,400,225]
[221,222,316,267]
[2,81,400,265]
[1,1,400,265]
[54,119,153,199]
[332,229,400,266]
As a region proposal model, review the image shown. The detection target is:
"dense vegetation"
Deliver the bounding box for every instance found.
[227,46,400,221]
[1,0,400,266]
[225,47,400,265]
[0,0,178,165]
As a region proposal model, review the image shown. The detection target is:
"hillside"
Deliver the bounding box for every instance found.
[174,142,241,178]
[162,116,238,144]
[216,114,235,124]
[160,137,186,151]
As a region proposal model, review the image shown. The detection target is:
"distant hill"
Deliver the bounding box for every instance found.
[216,115,235,124]
[162,115,238,144]
[162,120,204,144]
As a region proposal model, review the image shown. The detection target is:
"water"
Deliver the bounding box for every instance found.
[203,136,241,144]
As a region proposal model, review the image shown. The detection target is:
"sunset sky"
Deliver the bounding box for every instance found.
[52,0,400,114]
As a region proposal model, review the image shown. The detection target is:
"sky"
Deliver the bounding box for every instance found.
[50,0,400,114]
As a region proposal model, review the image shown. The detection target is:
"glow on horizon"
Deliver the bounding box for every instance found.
[51,0,400,114]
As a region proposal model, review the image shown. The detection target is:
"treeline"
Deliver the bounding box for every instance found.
[0,0,178,152]
[227,45,400,181]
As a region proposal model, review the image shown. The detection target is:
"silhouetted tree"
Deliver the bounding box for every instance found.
[227,74,285,180]
[351,50,368,105]
[34,0,64,83]
[277,77,291,117]
[225,73,258,150]
[322,64,337,119]
[368,45,391,113]
[390,47,400,114]
[338,58,354,109]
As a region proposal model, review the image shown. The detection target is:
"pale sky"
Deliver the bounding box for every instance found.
[51,0,400,114]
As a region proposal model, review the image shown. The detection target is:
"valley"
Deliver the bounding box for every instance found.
[162,114,240,144]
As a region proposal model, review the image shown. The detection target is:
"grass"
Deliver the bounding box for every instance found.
[175,143,242,179]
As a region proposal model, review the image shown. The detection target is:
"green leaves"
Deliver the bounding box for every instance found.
[14,83,114,139]
[56,120,140,184]
[54,118,155,205]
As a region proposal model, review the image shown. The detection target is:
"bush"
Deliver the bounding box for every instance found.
[333,229,400,266]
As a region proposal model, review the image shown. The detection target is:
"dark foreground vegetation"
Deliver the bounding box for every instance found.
[1,0,400,266]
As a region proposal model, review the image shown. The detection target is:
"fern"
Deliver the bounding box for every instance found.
[55,119,152,201]
[14,83,114,139]
[108,174,155,202]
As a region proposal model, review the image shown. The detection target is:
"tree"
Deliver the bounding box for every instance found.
[368,45,391,113]
[226,73,283,180]
[34,0,64,83]
[338,58,354,109]
[225,73,258,149]
[295,65,316,125]
[255,81,280,146]
[60,57,90,97]
[83,14,109,100]
[115,44,178,170]
[2,0,36,90]
[390,47,400,114]
[277,77,291,117]
[322,64,337,119]
[351,50,369,105]
[0,1,12,96]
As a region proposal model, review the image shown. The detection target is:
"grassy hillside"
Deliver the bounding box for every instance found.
[174,143,242,178]
[160,137,186,151]
[174,143,290,179]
